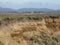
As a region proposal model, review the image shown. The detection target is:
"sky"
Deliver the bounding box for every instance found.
[0,0,60,9]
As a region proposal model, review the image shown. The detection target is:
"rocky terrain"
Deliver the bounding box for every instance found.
[0,15,60,45]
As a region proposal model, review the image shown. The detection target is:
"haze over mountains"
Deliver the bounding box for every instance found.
[0,7,60,13]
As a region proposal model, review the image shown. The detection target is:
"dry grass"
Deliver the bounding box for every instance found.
[0,13,60,45]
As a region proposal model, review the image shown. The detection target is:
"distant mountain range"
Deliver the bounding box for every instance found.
[0,7,17,13]
[0,7,60,13]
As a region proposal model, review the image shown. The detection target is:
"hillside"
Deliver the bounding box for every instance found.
[0,14,60,45]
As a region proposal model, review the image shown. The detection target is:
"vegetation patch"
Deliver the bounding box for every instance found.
[0,41,4,45]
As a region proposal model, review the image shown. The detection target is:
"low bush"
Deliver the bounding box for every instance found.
[0,41,4,45]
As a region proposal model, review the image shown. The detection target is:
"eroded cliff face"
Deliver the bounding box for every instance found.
[0,16,60,45]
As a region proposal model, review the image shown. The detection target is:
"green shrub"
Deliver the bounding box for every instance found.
[27,17,32,20]
[0,41,4,45]
[51,41,57,45]
[52,35,60,42]
[30,36,42,45]
[40,32,49,38]
[32,17,39,20]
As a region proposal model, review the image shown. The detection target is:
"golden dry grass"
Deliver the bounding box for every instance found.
[0,13,60,45]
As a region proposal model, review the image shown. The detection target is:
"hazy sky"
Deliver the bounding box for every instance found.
[0,0,60,9]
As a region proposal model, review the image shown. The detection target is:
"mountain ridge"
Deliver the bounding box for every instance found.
[0,7,60,13]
